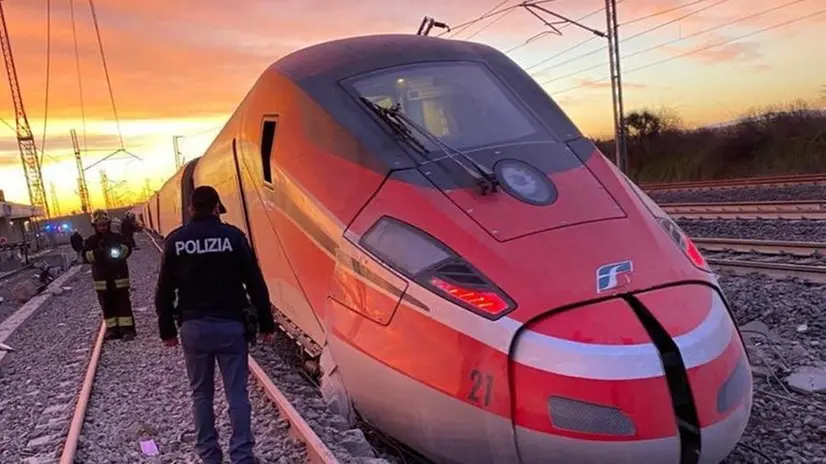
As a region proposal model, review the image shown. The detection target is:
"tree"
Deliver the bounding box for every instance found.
[622,110,665,181]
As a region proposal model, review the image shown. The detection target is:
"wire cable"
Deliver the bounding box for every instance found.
[465,7,518,40]
[540,0,804,85]
[551,8,826,95]
[68,0,88,155]
[509,4,609,55]
[533,0,733,77]
[87,0,124,149]
[1,117,58,163]
[38,0,51,166]
[443,0,515,38]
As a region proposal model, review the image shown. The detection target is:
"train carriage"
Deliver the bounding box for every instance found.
[147,34,752,463]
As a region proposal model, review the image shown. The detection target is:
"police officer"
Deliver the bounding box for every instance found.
[154,185,274,464]
[83,210,136,341]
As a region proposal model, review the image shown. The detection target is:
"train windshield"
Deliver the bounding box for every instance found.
[349,62,547,152]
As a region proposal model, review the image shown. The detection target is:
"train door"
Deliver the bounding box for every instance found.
[235,125,327,346]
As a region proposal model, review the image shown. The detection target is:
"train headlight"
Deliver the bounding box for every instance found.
[360,216,516,319]
[616,169,711,272]
[494,159,556,206]
[109,247,122,259]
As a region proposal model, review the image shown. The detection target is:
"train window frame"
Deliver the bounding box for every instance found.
[338,60,553,154]
[260,116,278,185]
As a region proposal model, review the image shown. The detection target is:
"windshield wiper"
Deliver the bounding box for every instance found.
[359,97,498,195]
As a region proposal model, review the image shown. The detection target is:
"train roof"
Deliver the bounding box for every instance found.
[273,34,506,84]
[269,34,582,150]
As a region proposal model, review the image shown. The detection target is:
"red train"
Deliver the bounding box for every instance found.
[134,34,752,463]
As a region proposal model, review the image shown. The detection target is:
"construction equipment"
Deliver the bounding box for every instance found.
[71,129,91,215]
[0,0,50,218]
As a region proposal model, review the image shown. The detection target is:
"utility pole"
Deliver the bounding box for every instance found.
[0,0,50,219]
[50,182,60,217]
[71,129,92,216]
[605,0,628,173]
[100,169,114,210]
[143,178,151,201]
[172,135,184,170]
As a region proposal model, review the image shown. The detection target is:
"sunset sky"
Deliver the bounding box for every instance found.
[0,0,824,214]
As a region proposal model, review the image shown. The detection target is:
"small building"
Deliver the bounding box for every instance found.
[0,190,43,245]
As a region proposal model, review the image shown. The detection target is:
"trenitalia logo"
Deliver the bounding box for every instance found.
[596,260,633,293]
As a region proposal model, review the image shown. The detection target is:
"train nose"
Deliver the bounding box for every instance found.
[508,284,752,464]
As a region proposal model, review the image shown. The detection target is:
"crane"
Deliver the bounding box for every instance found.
[0,0,50,218]
[71,129,91,215]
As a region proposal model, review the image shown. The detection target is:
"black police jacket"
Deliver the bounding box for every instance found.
[70,233,84,252]
[81,231,132,291]
[154,214,275,341]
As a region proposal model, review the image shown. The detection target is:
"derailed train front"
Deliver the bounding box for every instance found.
[286,36,754,463]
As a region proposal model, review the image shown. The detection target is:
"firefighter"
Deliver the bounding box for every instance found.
[82,210,137,341]
[121,212,139,250]
[70,230,84,261]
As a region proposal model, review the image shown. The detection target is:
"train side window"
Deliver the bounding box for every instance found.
[261,119,277,184]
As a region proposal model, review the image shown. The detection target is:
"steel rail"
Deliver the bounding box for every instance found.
[144,231,339,464]
[708,259,826,284]
[693,238,826,256]
[642,173,826,191]
[660,200,826,219]
[60,322,106,464]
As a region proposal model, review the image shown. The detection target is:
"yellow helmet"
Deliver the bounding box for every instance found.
[91,209,111,225]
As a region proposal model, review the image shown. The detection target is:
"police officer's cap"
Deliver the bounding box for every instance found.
[191,186,227,215]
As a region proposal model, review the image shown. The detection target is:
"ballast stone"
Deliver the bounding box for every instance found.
[786,366,826,394]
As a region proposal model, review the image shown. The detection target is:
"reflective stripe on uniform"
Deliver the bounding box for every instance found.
[93,280,107,290]
[85,251,95,263]
[117,317,134,327]
[104,318,117,328]
[114,278,130,289]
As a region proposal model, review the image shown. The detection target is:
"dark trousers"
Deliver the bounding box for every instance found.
[96,289,136,337]
[181,318,254,464]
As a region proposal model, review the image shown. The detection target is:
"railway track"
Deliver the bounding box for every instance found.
[642,173,826,191]
[696,237,826,284]
[141,232,338,464]
[660,200,826,220]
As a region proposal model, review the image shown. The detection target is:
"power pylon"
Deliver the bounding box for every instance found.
[71,129,91,215]
[0,0,50,218]
[100,169,114,210]
[173,135,184,170]
[49,182,60,217]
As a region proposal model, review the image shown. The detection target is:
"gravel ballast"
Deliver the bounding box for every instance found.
[647,184,826,204]
[0,265,99,462]
[75,235,308,463]
[718,273,826,463]
[679,219,826,242]
[705,250,826,266]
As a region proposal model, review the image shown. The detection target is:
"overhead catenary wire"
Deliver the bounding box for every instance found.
[87,0,124,149]
[68,0,88,154]
[525,0,711,70]
[464,7,518,40]
[534,0,735,78]
[443,0,514,38]
[551,8,826,95]
[39,0,51,167]
[510,3,613,56]
[540,0,807,86]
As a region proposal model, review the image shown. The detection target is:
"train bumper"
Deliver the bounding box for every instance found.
[509,284,752,464]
